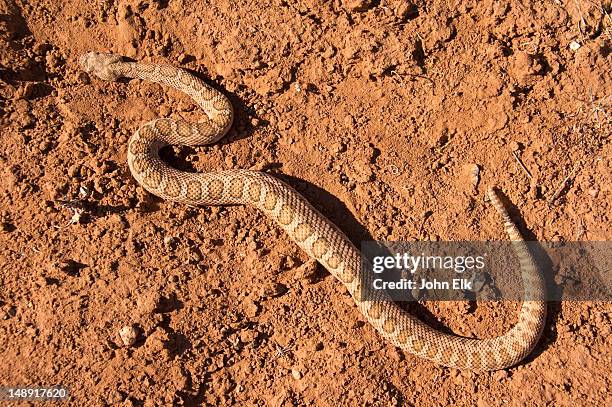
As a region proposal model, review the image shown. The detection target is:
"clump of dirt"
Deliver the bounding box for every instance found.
[1,0,610,405]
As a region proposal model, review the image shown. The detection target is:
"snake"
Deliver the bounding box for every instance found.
[80,52,546,371]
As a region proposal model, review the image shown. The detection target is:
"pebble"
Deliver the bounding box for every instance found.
[163,235,177,250]
[283,255,298,269]
[262,282,288,298]
[243,298,260,317]
[178,53,190,64]
[392,1,417,21]
[295,259,319,282]
[291,369,302,380]
[493,370,509,381]
[25,325,38,338]
[136,291,161,316]
[331,142,347,153]
[348,159,374,183]
[78,72,90,84]
[119,325,139,346]
[106,389,124,404]
[159,105,172,117]
[569,41,581,51]
[239,329,257,344]
[2,306,16,320]
[509,141,521,152]
[45,53,63,71]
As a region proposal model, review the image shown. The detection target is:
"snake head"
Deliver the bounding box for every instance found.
[80,52,124,81]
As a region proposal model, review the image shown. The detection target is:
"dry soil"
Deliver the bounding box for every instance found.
[0,0,611,406]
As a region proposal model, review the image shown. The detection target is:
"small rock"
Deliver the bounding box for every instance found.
[77,72,91,84]
[291,369,302,380]
[136,291,161,316]
[331,142,347,153]
[436,129,449,147]
[493,370,509,381]
[392,1,418,21]
[243,298,260,317]
[25,325,38,338]
[569,41,581,51]
[3,306,16,320]
[283,255,298,270]
[177,53,190,64]
[189,248,203,263]
[348,159,374,183]
[509,52,544,86]
[45,53,63,70]
[239,329,257,344]
[509,141,521,152]
[119,325,139,346]
[106,389,124,404]
[224,155,235,168]
[262,282,288,298]
[164,235,177,250]
[344,115,356,127]
[295,259,319,282]
[79,186,90,198]
[159,105,172,116]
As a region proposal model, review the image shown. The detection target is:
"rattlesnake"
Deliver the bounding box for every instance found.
[80,52,546,371]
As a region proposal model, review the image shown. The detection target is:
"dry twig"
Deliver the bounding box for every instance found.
[512,151,533,179]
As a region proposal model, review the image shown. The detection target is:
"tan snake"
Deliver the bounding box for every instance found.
[80,52,546,371]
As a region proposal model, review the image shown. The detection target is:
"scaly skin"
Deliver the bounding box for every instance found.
[81,51,546,370]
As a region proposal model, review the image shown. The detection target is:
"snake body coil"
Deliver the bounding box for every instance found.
[81,52,546,371]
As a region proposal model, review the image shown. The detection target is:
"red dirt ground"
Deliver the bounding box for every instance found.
[1,0,610,405]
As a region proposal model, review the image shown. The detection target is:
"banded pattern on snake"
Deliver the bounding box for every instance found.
[80,52,546,371]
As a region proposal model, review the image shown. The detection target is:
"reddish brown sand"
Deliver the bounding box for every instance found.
[1,0,611,405]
